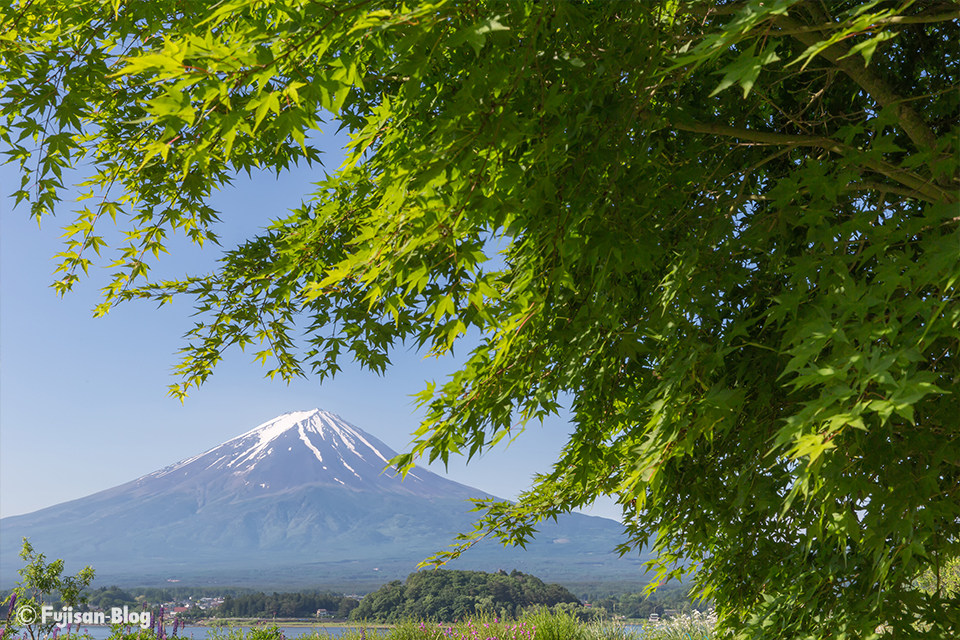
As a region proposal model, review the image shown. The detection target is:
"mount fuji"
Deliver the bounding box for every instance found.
[115,409,478,501]
[0,410,644,588]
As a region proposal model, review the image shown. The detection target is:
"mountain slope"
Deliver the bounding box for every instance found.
[124,409,477,499]
[1,410,645,587]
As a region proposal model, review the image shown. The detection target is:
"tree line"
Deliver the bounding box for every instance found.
[4,577,708,624]
[217,592,359,620]
[350,570,579,622]
[591,585,709,620]
[86,585,252,606]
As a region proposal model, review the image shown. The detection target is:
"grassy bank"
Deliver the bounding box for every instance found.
[3,610,716,640]
[337,609,716,640]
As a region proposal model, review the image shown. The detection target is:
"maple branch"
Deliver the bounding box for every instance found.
[670,119,955,204]
[773,14,941,155]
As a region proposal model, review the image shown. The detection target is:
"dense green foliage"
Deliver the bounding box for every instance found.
[351,570,578,622]
[917,555,960,598]
[216,591,358,619]
[2,1,958,638]
[591,586,708,621]
[2,540,95,640]
[85,586,138,614]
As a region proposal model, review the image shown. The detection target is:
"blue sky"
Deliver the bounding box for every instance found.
[0,126,621,524]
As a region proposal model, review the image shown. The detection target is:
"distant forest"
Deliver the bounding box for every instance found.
[591,585,710,619]
[350,569,579,622]
[2,571,706,623]
[0,586,253,612]
[217,591,359,619]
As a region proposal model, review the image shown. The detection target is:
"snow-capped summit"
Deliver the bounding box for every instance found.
[137,408,473,499]
[1,408,637,588]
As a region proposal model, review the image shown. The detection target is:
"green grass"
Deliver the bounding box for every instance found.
[329,609,717,640]
[2,610,717,640]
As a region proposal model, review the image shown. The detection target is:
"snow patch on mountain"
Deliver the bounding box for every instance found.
[298,423,324,463]
[121,408,479,500]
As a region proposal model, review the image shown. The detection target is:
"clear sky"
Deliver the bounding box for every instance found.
[0,125,621,524]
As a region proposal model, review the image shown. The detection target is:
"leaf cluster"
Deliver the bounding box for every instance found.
[1,539,96,640]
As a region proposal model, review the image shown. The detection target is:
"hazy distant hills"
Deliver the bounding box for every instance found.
[0,410,648,589]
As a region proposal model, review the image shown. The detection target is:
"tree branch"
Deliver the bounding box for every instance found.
[670,119,955,204]
[773,14,941,155]
[844,181,943,201]
[773,11,960,34]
